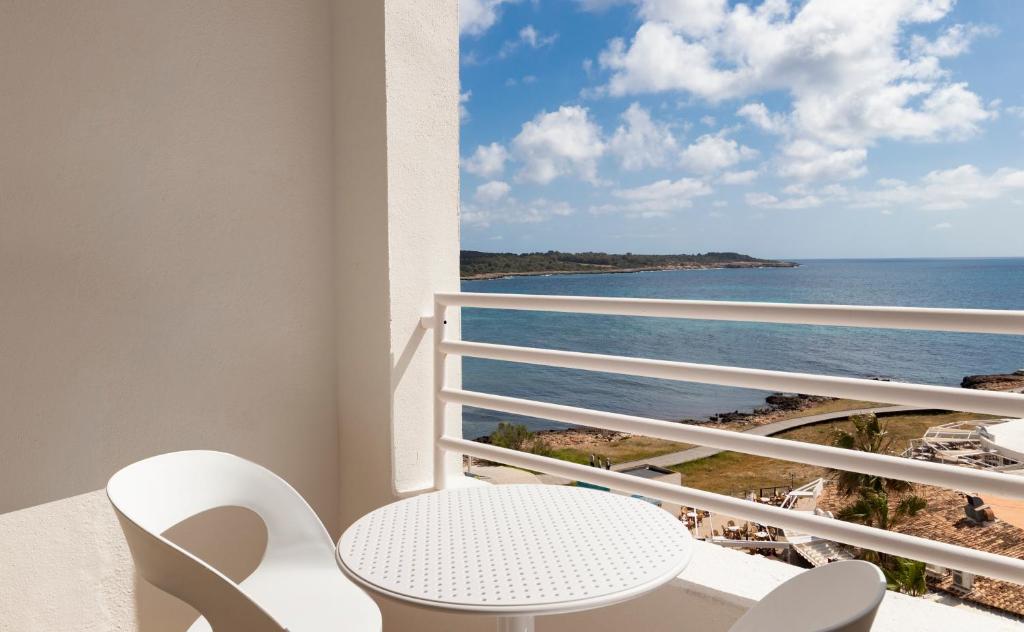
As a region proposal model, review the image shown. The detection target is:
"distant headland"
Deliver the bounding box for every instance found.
[460,250,798,280]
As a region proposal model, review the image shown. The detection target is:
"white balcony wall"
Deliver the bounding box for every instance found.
[333,0,462,522]
[0,0,458,629]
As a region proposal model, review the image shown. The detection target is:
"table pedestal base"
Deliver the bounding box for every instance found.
[497,615,535,632]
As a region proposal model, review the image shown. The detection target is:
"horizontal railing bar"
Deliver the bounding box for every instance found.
[442,388,1024,500]
[441,340,1024,418]
[440,436,1024,584]
[437,292,1024,335]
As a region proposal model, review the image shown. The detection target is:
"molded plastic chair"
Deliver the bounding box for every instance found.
[729,560,886,632]
[107,450,382,632]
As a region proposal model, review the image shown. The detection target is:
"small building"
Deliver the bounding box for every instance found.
[618,465,683,517]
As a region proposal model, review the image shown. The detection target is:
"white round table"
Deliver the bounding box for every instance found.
[337,484,693,631]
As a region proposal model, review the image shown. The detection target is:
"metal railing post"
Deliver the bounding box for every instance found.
[433,300,450,489]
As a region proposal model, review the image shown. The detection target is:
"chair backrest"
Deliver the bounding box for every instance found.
[107,450,334,632]
[729,560,887,632]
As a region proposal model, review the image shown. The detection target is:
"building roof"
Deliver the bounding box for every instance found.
[620,464,676,479]
[818,482,1024,618]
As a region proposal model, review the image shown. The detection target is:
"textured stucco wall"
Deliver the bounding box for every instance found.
[334,0,462,530]
[0,1,337,629]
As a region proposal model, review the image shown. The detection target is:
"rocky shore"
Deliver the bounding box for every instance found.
[961,371,1024,392]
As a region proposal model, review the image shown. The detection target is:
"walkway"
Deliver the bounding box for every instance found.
[612,404,927,471]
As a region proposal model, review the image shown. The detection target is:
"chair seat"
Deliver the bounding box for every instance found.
[187,560,382,632]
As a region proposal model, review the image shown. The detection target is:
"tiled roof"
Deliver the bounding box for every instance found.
[818,483,1024,617]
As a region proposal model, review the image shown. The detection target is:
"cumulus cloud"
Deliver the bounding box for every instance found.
[910,23,997,58]
[679,134,758,174]
[719,169,759,185]
[851,164,1024,210]
[592,177,712,217]
[744,164,1024,213]
[608,103,679,170]
[462,197,574,227]
[460,0,519,36]
[745,191,823,210]
[512,106,607,184]
[460,91,472,122]
[464,142,509,178]
[595,0,995,181]
[475,181,512,203]
[776,140,867,181]
[737,103,788,134]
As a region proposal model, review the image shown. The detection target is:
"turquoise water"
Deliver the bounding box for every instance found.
[460,258,1024,439]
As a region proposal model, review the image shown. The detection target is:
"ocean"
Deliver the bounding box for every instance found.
[460,258,1024,440]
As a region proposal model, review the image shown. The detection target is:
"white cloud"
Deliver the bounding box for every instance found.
[512,106,607,184]
[743,163,1024,213]
[460,91,472,122]
[475,180,512,203]
[910,23,997,58]
[719,169,759,185]
[599,22,739,99]
[931,221,953,230]
[520,25,557,48]
[700,115,717,127]
[776,140,867,181]
[593,177,712,217]
[637,0,728,38]
[460,0,519,36]
[608,103,679,170]
[737,103,788,134]
[464,142,509,178]
[462,197,575,227]
[595,1,995,181]
[745,191,823,210]
[679,134,758,173]
[500,25,558,58]
[851,164,1024,211]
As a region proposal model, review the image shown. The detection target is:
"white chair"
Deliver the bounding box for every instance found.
[729,560,886,632]
[107,450,382,632]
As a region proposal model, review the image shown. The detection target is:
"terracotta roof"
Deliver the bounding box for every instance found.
[818,482,1024,618]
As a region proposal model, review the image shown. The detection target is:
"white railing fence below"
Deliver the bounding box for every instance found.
[430,292,1024,584]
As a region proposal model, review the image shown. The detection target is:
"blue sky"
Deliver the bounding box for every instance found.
[458,0,1024,259]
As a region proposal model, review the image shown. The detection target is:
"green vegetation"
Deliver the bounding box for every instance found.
[546,436,693,466]
[670,410,989,495]
[460,250,796,278]
[487,422,552,457]
[827,414,929,596]
[830,413,915,496]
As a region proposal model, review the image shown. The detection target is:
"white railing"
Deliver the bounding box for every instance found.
[430,292,1024,584]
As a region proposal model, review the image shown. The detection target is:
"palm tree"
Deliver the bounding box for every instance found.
[882,557,928,596]
[829,413,930,595]
[835,487,927,532]
[830,413,912,496]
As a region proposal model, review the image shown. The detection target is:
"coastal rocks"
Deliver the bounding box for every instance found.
[534,428,629,449]
[961,371,1024,392]
[705,393,833,425]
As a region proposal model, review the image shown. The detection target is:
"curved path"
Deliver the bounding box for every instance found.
[611,404,930,471]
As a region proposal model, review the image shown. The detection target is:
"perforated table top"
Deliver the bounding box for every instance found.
[336,484,693,616]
